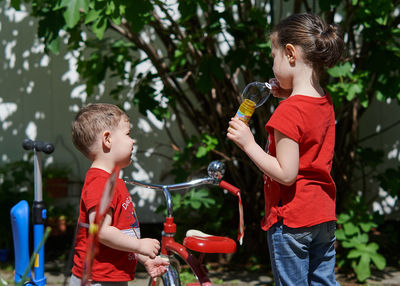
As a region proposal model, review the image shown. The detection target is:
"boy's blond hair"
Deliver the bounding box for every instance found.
[72,103,129,159]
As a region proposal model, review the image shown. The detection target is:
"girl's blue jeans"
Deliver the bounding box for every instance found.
[267,220,339,286]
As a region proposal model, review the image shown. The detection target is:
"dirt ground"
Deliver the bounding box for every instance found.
[1,260,400,286]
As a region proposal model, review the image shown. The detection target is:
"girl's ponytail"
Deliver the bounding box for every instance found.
[314,24,344,68]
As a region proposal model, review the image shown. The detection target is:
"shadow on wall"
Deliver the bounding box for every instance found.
[0,1,176,224]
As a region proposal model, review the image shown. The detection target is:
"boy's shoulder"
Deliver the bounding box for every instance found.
[82,168,110,192]
[85,167,109,180]
[81,168,112,204]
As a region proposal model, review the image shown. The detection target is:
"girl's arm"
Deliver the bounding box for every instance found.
[88,210,160,259]
[227,117,299,186]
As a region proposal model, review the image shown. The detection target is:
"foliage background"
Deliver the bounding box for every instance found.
[4,0,400,281]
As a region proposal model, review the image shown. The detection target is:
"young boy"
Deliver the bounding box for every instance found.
[70,103,168,285]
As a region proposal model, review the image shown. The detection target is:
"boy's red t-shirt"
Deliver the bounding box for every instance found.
[262,94,337,231]
[72,168,140,281]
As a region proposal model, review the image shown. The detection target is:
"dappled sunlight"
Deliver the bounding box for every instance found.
[62,51,80,85]
[3,3,28,23]
[373,187,398,217]
[387,140,400,161]
[137,118,153,133]
[0,101,17,125]
[24,121,37,140]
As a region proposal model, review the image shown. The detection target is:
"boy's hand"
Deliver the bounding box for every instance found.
[270,78,292,99]
[138,238,160,259]
[142,256,170,278]
[227,117,256,151]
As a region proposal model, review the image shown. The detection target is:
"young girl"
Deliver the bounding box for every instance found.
[227,13,344,285]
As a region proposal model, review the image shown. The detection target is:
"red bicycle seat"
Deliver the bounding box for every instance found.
[183,234,237,254]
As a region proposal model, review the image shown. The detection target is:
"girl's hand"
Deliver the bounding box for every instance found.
[270,78,292,99]
[227,117,256,151]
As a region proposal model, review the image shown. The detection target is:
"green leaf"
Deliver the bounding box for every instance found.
[376,16,387,26]
[359,221,377,233]
[189,201,201,209]
[376,90,385,101]
[337,213,351,224]
[61,0,89,28]
[172,193,182,209]
[196,146,208,158]
[370,252,386,270]
[328,62,352,78]
[92,17,108,39]
[360,97,369,108]
[84,9,101,24]
[348,249,362,258]
[335,229,346,240]
[365,242,379,252]
[358,233,369,244]
[105,1,115,15]
[355,254,371,282]
[343,222,359,236]
[342,233,369,248]
[346,83,362,101]
[111,15,122,26]
[47,38,60,55]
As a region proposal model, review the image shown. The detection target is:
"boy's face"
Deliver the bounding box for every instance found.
[110,118,136,168]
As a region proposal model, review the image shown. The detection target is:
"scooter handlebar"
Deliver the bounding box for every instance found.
[22,139,54,154]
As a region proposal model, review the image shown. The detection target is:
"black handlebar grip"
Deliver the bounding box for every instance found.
[22,138,34,150]
[42,142,55,154]
[22,139,55,154]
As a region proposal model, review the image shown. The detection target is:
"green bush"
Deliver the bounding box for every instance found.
[335,196,386,282]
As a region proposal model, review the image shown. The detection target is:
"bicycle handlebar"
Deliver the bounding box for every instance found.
[124,176,219,191]
[124,161,241,218]
[124,176,220,218]
[219,180,240,196]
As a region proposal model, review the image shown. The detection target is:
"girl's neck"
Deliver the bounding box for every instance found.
[291,69,324,98]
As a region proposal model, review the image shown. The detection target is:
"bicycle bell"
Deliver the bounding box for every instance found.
[207,160,225,180]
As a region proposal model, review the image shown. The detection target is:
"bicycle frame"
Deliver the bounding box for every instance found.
[125,160,242,286]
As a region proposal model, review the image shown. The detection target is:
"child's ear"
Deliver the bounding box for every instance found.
[102,130,112,149]
[285,44,296,65]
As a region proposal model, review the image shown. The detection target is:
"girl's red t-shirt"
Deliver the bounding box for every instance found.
[72,168,140,281]
[262,94,337,231]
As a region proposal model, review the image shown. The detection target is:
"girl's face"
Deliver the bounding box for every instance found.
[270,35,293,90]
[110,118,136,168]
